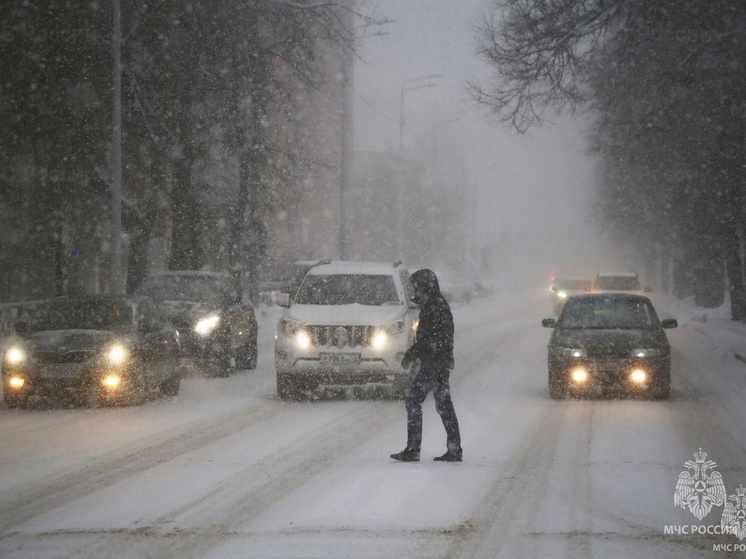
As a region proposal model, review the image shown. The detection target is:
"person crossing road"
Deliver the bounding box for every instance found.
[390,268,462,462]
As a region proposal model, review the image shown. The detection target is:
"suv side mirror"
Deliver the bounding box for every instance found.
[541,318,556,328]
[661,319,678,329]
[276,293,291,308]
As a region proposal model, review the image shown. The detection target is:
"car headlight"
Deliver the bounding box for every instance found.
[4,345,27,365]
[102,374,121,388]
[195,314,220,336]
[371,331,388,350]
[557,291,568,299]
[630,369,647,384]
[631,348,665,358]
[107,344,129,365]
[295,330,311,349]
[570,368,589,383]
[8,376,25,388]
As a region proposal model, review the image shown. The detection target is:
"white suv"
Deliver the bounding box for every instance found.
[274,261,418,399]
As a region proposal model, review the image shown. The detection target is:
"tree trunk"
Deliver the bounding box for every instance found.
[694,239,725,308]
[169,138,203,271]
[237,147,267,303]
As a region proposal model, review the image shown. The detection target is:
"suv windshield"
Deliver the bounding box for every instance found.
[295,274,400,306]
[30,300,134,332]
[138,275,231,304]
[594,275,641,291]
[560,298,657,330]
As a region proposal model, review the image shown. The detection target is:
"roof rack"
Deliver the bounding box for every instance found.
[316,259,332,266]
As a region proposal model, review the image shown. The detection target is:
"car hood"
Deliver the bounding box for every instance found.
[29,330,118,353]
[285,303,407,326]
[157,300,218,325]
[551,328,668,353]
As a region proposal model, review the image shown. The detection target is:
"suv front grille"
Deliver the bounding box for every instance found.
[307,325,375,348]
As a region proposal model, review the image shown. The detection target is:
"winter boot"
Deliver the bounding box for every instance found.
[434,449,462,462]
[390,449,420,462]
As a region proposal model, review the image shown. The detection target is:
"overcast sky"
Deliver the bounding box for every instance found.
[352,0,619,283]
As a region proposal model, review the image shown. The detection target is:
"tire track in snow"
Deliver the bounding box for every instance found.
[0,399,284,533]
[445,397,567,559]
[66,321,525,559]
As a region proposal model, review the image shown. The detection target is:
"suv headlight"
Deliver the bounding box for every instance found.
[631,348,665,358]
[295,330,311,349]
[371,331,388,350]
[195,314,220,336]
[557,291,568,299]
[4,345,27,365]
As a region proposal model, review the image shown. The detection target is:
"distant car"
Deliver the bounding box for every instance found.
[258,261,318,304]
[542,293,677,400]
[274,260,419,400]
[136,271,258,376]
[592,272,648,294]
[549,278,592,314]
[2,295,182,408]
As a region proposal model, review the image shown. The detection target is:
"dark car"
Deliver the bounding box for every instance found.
[541,293,677,400]
[2,295,181,408]
[136,271,258,376]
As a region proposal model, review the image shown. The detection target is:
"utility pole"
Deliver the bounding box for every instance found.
[111,0,123,294]
[339,47,352,260]
[337,4,355,261]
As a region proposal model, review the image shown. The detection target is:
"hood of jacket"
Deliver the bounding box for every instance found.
[410,268,441,295]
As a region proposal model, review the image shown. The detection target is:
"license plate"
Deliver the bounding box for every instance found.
[591,360,627,373]
[320,353,361,365]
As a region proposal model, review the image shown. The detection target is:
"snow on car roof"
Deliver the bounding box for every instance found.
[597,271,638,277]
[306,261,402,276]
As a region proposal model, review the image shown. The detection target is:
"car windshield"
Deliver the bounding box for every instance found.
[594,276,641,291]
[30,300,135,332]
[138,275,231,304]
[560,298,657,329]
[556,279,591,291]
[295,274,400,306]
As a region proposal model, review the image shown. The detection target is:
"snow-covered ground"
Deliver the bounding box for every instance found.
[1,289,745,558]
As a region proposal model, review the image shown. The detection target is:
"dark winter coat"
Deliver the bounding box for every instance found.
[402,269,454,372]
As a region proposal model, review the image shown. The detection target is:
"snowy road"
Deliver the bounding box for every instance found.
[1,292,745,558]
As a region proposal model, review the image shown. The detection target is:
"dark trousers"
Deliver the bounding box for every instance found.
[405,365,461,453]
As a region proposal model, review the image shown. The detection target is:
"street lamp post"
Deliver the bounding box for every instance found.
[396,74,441,260]
[399,74,441,152]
